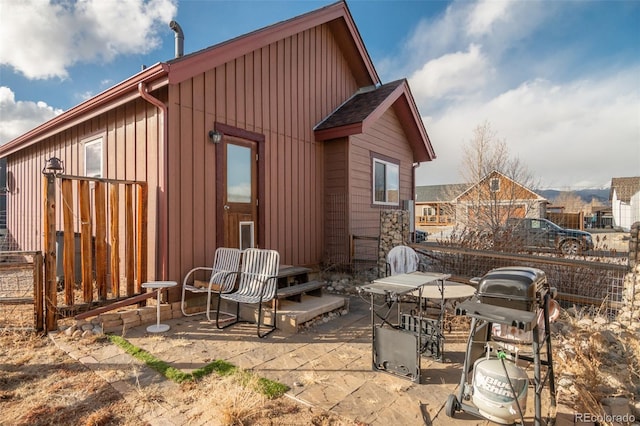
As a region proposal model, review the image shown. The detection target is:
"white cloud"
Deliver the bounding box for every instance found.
[408,44,491,101]
[0,87,63,144]
[417,68,640,189]
[466,0,510,37]
[0,0,177,80]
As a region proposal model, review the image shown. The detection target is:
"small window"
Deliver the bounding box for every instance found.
[373,158,399,205]
[84,138,103,178]
[489,177,500,192]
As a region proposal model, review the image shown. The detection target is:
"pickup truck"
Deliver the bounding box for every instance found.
[505,218,594,255]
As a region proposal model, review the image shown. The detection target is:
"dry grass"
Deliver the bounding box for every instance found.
[0,328,146,426]
[553,308,640,420]
[0,327,352,425]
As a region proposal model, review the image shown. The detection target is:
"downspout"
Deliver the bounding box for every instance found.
[138,82,168,280]
[412,162,419,242]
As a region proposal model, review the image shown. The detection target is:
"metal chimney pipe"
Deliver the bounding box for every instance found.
[169,20,184,58]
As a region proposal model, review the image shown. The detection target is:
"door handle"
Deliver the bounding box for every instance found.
[224,205,230,211]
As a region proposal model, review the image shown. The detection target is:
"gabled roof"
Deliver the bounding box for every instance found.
[610,176,640,202]
[454,170,546,202]
[166,1,378,87]
[313,79,435,162]
[0,1,378,158]
[416,183,470,203]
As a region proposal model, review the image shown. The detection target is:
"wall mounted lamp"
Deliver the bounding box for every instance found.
[42,157,64,176]
[208,130,223,144]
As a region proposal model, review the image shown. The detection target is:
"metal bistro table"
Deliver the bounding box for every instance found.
[142,281,177,333]
[359,271,451,382]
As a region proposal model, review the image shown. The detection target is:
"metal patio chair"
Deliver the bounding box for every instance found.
[215,248,280,338]
[181,247,242,320]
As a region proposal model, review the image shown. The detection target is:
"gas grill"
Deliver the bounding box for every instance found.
[446,266,557,426]
[475,266,549,312]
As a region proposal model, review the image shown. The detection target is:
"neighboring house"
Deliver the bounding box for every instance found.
[415,183,469,227]
[453,170,546,228]
[610,176,640,231]
[0,1,435,285]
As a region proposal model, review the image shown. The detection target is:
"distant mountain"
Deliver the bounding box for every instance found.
[536,188,610,204]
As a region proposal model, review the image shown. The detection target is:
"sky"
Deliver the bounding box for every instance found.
[0,0,639,190]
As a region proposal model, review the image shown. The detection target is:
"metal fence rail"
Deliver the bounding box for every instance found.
[414,243,629,318]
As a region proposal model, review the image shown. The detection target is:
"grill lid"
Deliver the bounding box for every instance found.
[476,267,548,309]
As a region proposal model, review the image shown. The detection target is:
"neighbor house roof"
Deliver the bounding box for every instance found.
[415,184,470,203]
[0,0,378,158]
[454,170,546,202]
[610,176,640,202]
[313,79,435,162]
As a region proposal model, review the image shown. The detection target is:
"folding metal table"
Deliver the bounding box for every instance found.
[358,271,453,382]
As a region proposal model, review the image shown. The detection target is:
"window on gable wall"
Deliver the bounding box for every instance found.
[373,157,399,205]
[84,137,103,178]
[489,177,500,193]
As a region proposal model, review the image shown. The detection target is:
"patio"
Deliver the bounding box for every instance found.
[50,294,556,425]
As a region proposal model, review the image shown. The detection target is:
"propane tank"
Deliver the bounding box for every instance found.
[472,349,528,424]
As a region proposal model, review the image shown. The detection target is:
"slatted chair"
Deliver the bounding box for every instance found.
[386,245,420,276]
[215,248,280,338]
[181,247,242,320]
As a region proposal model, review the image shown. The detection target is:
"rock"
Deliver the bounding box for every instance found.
[557,375,575,388]
[81,330,93,339]
[601,397,631,418]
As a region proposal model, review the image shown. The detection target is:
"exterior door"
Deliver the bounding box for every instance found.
[221,137,258,250]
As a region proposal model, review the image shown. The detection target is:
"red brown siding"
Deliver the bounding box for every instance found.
[165,24,358,279]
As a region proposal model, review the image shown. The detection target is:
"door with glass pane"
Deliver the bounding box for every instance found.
[221,138,258,250]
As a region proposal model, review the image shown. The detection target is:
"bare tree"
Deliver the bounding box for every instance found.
[456,121,540,234]
[551,192,587,214]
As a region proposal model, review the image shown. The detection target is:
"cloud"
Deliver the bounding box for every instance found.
[408,44,491,101]
[0,0,177,80]
[465,0,510,37]
[418,68,640,189]
[0,87,63,144]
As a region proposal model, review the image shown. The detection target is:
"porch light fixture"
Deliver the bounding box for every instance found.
[42,157,64,176]
[208,129,222,144]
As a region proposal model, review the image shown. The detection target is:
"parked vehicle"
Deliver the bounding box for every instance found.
[414,229,428,243]
[504,218,594,255]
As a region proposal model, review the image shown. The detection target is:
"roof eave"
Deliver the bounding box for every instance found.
[314,122,363,141]
[167,1,379,87]
[363,81,434,163]
[0,63,169,158]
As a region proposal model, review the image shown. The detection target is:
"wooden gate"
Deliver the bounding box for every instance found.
[43,174,147,331]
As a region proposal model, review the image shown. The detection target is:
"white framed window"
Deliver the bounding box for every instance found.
[84,137,103,178]
[373,157,399,205]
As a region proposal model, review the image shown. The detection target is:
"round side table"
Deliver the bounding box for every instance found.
[142,281,177,333]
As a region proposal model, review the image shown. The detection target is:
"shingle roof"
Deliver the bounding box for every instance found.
[610,176,640,202]
[315,79,405,130]
[415,183,470,202]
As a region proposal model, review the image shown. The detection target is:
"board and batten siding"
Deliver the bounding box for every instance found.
[349,109,414,236]
[166,23,360,278]
[5,96,162,280]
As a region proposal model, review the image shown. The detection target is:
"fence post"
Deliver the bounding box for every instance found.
[43,176,57,332]
[33,252,44,331]
[137,183,148,291]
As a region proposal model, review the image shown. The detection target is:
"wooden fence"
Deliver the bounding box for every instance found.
[43,174,147,331]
